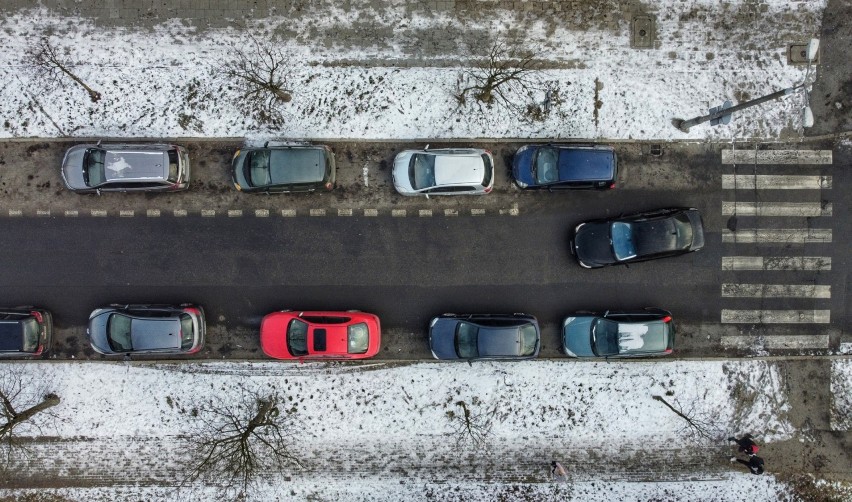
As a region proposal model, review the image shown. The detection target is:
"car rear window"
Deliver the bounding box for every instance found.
[167,149,180,183]
[179,313,195,350]
[519,324,538,356]
[481,154,493,186]
[347,322,369,354]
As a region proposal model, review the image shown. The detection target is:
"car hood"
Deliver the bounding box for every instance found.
[686,209,705,250]
[512,146,536,185]
[562,317,596,357]
[574,222,617,267]
[231,150,250,188]
[392,152,415,192]
[260,312,292,358]
[429,318,459,359]
[87,309,114,354]
[61,144,91,190]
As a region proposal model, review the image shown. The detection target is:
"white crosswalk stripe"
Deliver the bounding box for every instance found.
[719,147,833,335]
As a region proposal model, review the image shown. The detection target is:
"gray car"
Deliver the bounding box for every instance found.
[61,142,191,194]
[231,143,336,193]
[429,313,540,360]
[562,309,674,358]
[392,147,494,196]
[87,304,205,356]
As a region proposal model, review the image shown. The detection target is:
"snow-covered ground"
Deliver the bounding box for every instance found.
[0,359,812,500]
[0,1,826,141]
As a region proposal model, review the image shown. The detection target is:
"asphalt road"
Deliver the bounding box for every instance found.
[0,138,847,360]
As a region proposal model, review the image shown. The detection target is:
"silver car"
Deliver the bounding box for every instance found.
[392,147,494,196]
[61,142,191,193]
[87,304,205,356]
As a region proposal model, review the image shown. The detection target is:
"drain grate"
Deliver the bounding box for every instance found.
[650,144,662,156]
[788,43,819,65]
[631,16,655,49]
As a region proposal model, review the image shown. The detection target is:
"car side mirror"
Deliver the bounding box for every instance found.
[96,188,102,196]
[424,144,430,150]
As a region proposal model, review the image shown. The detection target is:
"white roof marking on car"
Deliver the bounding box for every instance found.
[433,155,483,185]
[618,323,648,351]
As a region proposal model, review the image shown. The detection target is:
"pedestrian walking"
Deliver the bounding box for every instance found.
[731,454,765,475]
[550,460,568,482]
[728,434,759,455]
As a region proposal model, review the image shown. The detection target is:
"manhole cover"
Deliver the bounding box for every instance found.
[632,16,655,49]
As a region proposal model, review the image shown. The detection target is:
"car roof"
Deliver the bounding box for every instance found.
[433,155,484,185]
[130,318,182,351]
[0,321,23,351]
[103,150,169,182]
[556,148,616,181]
[612,320,671,354]
[477,326,522,357]
[268,148,325,184]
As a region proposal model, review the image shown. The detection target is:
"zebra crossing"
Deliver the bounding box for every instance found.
[719,147,833,350]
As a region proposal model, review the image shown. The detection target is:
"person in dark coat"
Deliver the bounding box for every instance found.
[728,434,759,455]
[731,454,765,475]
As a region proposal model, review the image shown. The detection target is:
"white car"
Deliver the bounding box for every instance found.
[392,147,494,196]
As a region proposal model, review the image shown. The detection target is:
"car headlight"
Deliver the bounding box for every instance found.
[233,182,242,191]
[515,179,528,188]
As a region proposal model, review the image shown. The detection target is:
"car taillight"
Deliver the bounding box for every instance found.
[30,311,43,323]
[608,182,615,189]
[662,316,672,323]
[484,186,492,193]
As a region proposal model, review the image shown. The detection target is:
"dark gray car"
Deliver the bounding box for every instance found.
[87,304,205,356]
[231,143,336,193]
[0,308,53,358]
[61,142,191,193]
[429,313,540,360]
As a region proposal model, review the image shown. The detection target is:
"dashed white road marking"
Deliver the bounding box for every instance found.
[201,210,215,217]
[64,210,78,217]
[720,334,830,350]
[364,209,378,217]
[174,209,187,217]
[147,209,160,217]
[91,210,107,217]
[392,209,406,217]
[722,283,831,298]
[444,209,458,217]
[36,210,50,217]
[722,149,833,165]
[722,228,831,244]
[419,209,432,217]
[227,209,242,217]
[722,174,831,190]
[119,210,134,217]
[722,256,831,271]
[722,201,831,217]
[471,208,485,216]
[255,209,269,217]
[281,209,296,217]
[338,209,352,217]
[721,309,830,324]
[310,209,326,217]
[8,210,22,217]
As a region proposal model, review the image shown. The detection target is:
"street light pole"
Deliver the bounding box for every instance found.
[674,86,800,133]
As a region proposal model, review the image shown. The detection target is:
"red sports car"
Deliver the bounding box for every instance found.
[261,310,381,360]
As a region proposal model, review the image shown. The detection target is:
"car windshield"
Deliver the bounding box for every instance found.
[409,154,436,190]
[455,321,479,359]
[84,148,106,186]
[21,318,40,352]
[106,313,133,352]
[591,318,621,356]
[533,147,559,184]
[672,213,695,249]
[519,324,538,356]
[246,150,272,186]
[179,313,195,350]
[611,221,637,260]
[347,322,369,354]
[286,319,309,356]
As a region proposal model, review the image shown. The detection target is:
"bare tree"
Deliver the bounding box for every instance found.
[184,388,302,493]
[652,395,724,442]
[27,37,101,103]
[455,41,544,113]
[223,34,293,125]
[0,366,61,464]
[446,398,497,447]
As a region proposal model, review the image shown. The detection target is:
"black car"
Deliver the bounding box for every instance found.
[429,313,540,360]
[562,308,674,358]
[511,144,617,190]
[571,208,705,268]
[0,308,53,358]
[231,143,336,193]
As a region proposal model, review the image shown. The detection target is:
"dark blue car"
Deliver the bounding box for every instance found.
[429,313,540,360]
[512,144,617,190]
